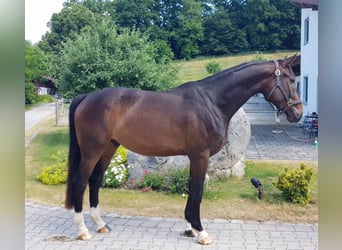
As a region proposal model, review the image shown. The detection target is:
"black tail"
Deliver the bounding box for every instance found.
[65,94,88,210]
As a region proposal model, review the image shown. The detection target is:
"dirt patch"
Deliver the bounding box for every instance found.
[44,235,75,242]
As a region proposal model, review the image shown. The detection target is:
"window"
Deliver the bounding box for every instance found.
[303,76,308,104]
[304,17,309,45]
[296,81,301,96]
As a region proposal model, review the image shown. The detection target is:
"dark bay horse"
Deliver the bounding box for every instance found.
[65,55,302,244]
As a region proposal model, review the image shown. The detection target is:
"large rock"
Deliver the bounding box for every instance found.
[127,108,251,180]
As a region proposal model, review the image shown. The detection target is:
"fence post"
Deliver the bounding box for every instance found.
[55,98,59,126]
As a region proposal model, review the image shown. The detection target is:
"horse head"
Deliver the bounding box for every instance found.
[264,54,303,123]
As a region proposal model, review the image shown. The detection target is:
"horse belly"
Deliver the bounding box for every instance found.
[112,114,187,156]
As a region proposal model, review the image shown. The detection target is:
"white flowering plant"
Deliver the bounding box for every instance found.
[102,153,132,188]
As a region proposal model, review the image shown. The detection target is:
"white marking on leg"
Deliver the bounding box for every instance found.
[196,230,213,245]
[184,221,198,237]
[90,206,106,231]
[198,230,208,240]
[185,222,192,231]
[74,212,91,239]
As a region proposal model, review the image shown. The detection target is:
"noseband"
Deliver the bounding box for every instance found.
[266,60,302,115]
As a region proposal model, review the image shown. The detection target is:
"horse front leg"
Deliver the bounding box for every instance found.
[184,154,213,245]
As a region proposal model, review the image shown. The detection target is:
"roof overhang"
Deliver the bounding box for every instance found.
[291,0,318,10]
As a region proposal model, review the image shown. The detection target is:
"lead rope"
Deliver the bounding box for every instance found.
[275,114,316,142]
[281,126,316,142]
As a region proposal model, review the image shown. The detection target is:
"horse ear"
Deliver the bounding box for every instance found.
[280,54,300,76]
[282,54,300,67]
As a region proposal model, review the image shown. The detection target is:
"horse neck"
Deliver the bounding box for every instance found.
[199,62,273,118]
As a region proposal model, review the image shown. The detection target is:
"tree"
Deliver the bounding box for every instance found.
[240,0,300,51]
[67,0,108,15]
[169,0,203,59]
[25,82,38,104]
[25,40,50,104]
[113,0,160,33]
[270,0,301,50]
[38,3,99,54]
[201,9,248,55]
[25,40,48,82]
[53,21,179,98]
[38,0,301,62]
[205,0,300,53]
[240,0,277,51]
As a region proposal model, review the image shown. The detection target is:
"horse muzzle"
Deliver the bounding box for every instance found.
[285,106,303,123]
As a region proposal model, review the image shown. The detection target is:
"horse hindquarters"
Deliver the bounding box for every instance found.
[65,94,120,240]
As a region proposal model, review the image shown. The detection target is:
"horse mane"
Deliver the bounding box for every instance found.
[174,60,267,91]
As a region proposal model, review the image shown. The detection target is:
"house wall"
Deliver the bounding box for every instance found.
[300,8,318,117]
[37,87,49,95]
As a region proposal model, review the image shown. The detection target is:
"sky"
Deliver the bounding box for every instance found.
[25,0,65,44]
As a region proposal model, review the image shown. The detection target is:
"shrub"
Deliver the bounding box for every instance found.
[272,163,313,205]
[37,150,67,185]
[37,163,67,185]
[138,170,165,191]
[137,167,189,194]
[55,21,179,97]
[36,147,132,187]
[115,146,128,163]
[251,52,267,62]
[36,94,55,103]
[25,82,39,104]
[205,60,222,75]
[164,167,189,194]
[102,147,132,188]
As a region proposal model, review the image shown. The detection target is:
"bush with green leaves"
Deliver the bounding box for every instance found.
[102,155,131,188]
[205,60,222,75]
[37,163,67,185]
[251,52,267,62]
[54,20,179,98]
[164,167,189,194]
[37,150,68,185]
[138,170,165,191]
[273,163,313,205]
[36,147,132,187]
[36,94,55,103]
[138,167,189,194]
[102,147,132,188]
[25,82,39,104]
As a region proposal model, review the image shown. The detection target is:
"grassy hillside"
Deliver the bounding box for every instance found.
[176,51,299,83]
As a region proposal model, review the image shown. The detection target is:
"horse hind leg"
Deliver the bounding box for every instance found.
[89,141,119,234]
[73,155,99,240]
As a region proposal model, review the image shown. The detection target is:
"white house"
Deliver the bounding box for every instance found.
[293,0,318,119]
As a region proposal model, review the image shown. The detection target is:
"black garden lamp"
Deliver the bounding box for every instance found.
[250,177,264,199]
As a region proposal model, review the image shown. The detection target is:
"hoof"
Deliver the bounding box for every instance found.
[97,224,112,233]
[198,235,213,245]
[182,229,198,238]
[77,231,93,240]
